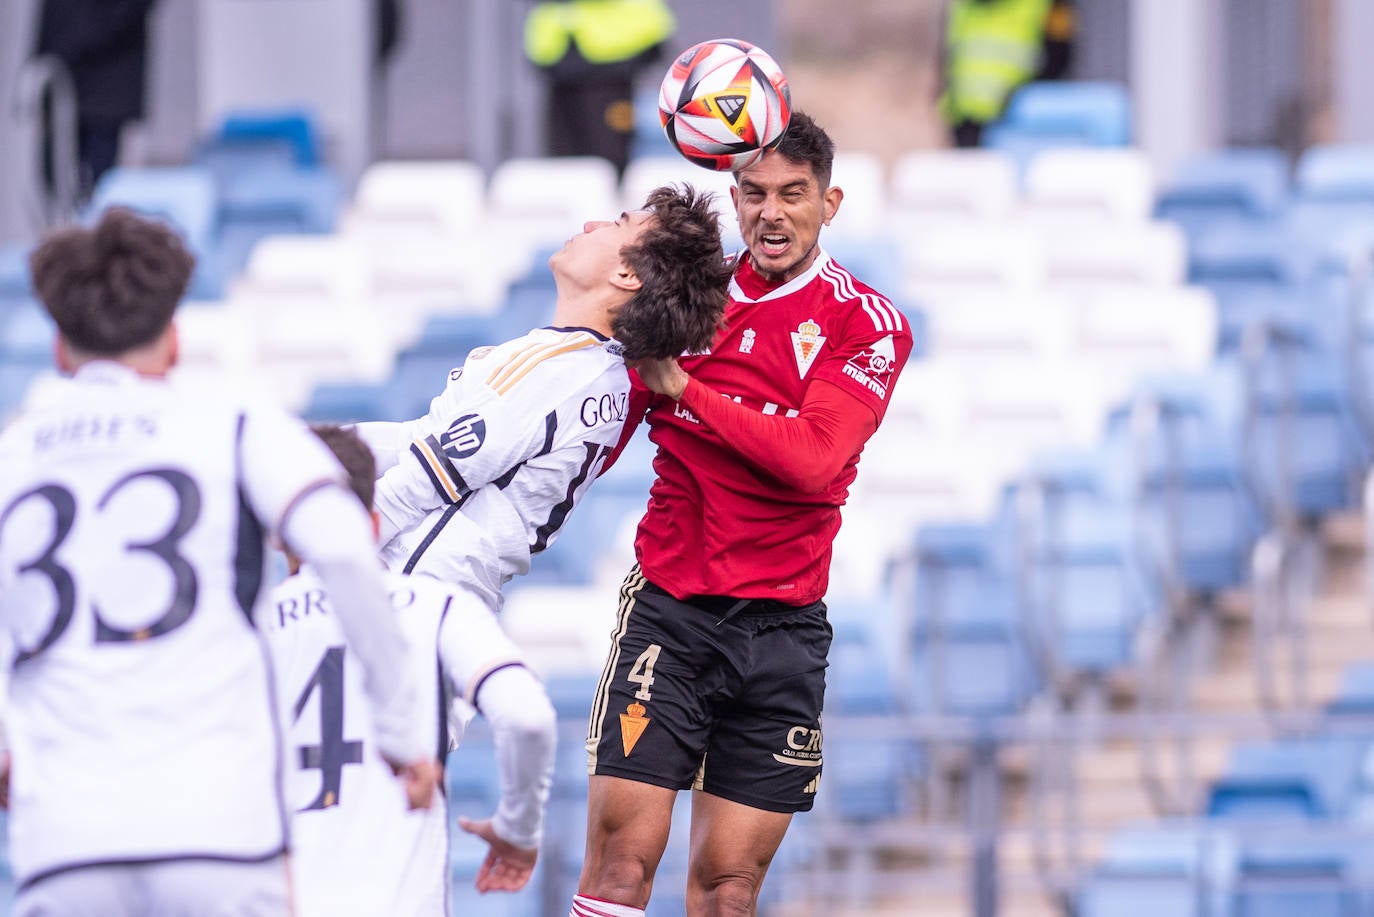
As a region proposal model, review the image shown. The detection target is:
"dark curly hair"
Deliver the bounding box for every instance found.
[29,207,195,356]
[612,184,732,360]
[310,424,377,511]
[758,110,835,188]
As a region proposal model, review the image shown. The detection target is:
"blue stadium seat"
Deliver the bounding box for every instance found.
[984,81,1131,168]
[1156,147,1289,241]
[1077,872,1203,917]
[1104,368,1265,595]
[1079,824,1215,917]
[1327,662,1374,716]
[0,243,31,302]
[1186,220,1310,352]
[1206,739,1365,820]
[219,165,342,234]
[212,109,321,168]
[1232,838,1363,917]
[300,381,406,424]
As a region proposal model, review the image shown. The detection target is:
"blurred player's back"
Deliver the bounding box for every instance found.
[0,367,330,891]
[265,567,461,916]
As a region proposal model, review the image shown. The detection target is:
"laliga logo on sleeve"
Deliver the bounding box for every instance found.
[790,318,825,379]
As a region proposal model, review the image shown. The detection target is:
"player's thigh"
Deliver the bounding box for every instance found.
[687,790,792,891]
[587,573,724,790]
[147,856,291,916]
[699,612,830,813]
[13,866,141,917]
[580,774,677,903]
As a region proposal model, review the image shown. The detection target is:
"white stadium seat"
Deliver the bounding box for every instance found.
[901,222,1044,302]
[1022,147,1156,224]
[346,159,486,237]
[487,156,621,254]
[1037,220,1188,290]
[889,149,1019,223]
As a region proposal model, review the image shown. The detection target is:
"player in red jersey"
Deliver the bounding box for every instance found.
[570,111,914,917]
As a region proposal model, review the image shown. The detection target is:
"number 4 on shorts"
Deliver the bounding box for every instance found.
[627,644,660,701]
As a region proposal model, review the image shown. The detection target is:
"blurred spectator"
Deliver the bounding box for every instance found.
[523,0,677,175]
[34,0,159,199]
[939,0,1075,148]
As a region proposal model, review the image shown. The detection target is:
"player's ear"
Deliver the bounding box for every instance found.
[53,335,74,373]
[611,263,643,293]
[822,185,843,226]
[369,510,381,542]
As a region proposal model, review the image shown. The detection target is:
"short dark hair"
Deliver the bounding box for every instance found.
[29,207,195,356]
[613,184,732,360]
[753,110,835,188]
[311,424,377,511]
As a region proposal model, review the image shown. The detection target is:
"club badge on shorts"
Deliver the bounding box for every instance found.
[620,702,650,757]
[790,318,825,379]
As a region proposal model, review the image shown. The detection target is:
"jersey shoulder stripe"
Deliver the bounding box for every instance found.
[410,437,464,504]
[486,333,602,395]
[819,261,904,333]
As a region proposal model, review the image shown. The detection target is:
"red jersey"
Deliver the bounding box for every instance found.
[631,249,914,603]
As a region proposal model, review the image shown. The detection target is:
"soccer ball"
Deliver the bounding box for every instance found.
[658,38,791,172]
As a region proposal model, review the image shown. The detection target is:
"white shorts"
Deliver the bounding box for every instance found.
[13,856,291,917]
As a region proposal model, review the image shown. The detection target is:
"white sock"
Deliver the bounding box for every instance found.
[569,893,646,917]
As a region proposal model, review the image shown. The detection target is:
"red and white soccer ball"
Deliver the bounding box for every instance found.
[658,38,791,172]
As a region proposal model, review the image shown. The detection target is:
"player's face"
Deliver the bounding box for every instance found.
[731,152,842,284]
[551,210,654,292]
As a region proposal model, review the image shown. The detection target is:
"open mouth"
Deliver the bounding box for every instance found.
[759,233,789,255]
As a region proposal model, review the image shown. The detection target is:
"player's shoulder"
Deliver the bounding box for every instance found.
[478,326,627,398]
[814,253,911,341]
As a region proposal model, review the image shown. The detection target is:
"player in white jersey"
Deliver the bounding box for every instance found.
[355,185,733,600]
[264,425,557,917]
[0,209,439,917]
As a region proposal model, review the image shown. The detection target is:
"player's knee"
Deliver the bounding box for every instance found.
[692,867,764,915]
[583,850,655,905]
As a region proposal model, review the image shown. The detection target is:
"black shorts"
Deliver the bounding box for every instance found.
[586,565,832,814]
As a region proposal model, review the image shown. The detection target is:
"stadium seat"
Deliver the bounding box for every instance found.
[219,165,342,234]
[994,80,1132,147]
[1155,147,1289,241]
[238,234,370,302]
[89,166,218,254]
[829,150,887,235]
[211,109,321,167]
[349,159,486,237]
[920,292,1070,368]
[1038,221,1188,290]
[487,156,620,255]
[301,381,406,424]
[1206,739,1365,820]
[1023,148,1156,224]
[888,149,1019,224]
[0,243,31,301]
[901,223,1044,301]
[1231,837,1364,917]
[498,584,618,678]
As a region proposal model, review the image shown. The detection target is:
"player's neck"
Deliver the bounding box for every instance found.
[550,294,617,340]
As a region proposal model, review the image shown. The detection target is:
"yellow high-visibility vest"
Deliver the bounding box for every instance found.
[940,0,1052,123]
[524,0,677,67]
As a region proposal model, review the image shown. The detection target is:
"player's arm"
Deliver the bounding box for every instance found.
[350,420,418,474]
[240,410,436,805]
[439,604,556,891]
[636,358,877,494]
[601,374,654,473]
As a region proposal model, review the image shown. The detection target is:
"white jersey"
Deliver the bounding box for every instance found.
[264,568,537,917]
[360,326,629,588]
[0,362,347,889]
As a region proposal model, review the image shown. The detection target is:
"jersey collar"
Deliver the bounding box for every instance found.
[73,360,143,385]
[729,247,832,305]
[544,325,610,341]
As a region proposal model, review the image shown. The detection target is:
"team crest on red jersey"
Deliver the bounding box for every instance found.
[790,318,825,378]
[842,335,897,398]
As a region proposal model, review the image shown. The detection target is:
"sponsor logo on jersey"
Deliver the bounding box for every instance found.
[580,392,628,427]
[841,334,897,398]
[619,702,650,756]
[673,402,700,424]
[605,340,625,357]
[739,328,756,354]
[790,318,826,379]
[771,724,823,768]
[439,413,486,460]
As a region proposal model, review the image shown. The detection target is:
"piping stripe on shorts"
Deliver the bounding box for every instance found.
[586,565,648,771]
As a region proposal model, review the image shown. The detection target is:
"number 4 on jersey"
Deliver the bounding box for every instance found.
[293,645,364,811]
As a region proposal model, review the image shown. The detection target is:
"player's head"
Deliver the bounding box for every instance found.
[611,184,732,360]
[30,207,195,369]
[730,110,843,284]
[310,424,377,512]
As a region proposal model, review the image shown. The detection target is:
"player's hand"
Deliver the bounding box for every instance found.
[458,816,538,893]
[632,356,689,400]
[387,757,441,810]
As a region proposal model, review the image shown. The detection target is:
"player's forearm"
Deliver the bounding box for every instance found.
[281,487,427,766]
[678,377,877,494]
[350,421,413,474]
[477,667,556,850]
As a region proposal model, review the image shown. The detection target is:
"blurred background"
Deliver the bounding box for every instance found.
[10,1,1374,916]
